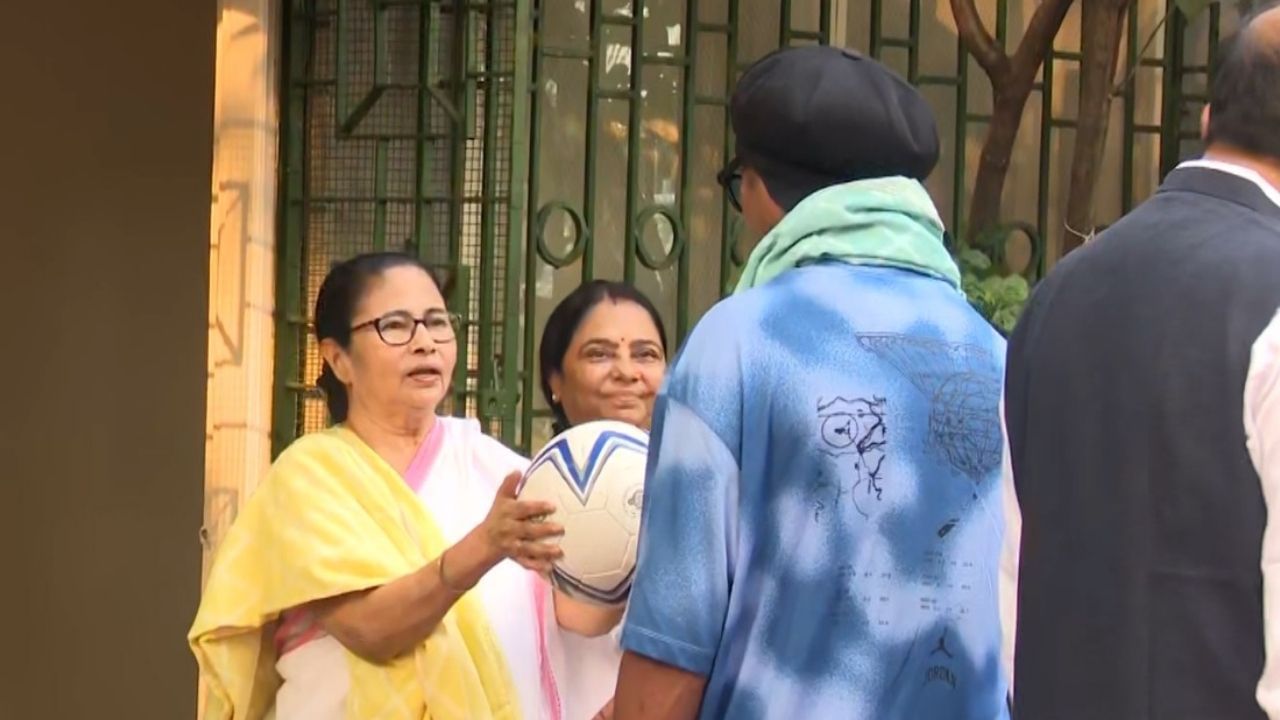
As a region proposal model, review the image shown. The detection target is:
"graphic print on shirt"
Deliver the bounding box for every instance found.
[620,266,1011,719]
[924,626,959,690]
[817,396,889,518]
[857,333,1002,482]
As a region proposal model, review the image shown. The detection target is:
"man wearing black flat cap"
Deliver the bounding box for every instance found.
[610,45,1011,720]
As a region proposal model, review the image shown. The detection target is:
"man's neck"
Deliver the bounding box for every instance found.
[1202,144,1280,194]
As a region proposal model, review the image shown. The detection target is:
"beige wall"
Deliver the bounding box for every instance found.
[205,0,280,579]
[0,1,215,717]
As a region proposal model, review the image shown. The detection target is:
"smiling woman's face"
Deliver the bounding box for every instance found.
[549,299,667,430]
[321,265,458,421]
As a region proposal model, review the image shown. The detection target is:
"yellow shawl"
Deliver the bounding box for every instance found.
[189,426,520,719]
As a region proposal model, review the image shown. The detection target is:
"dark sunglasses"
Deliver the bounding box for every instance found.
[716,157,744,212]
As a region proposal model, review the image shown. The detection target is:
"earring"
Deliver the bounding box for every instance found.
[551,394,559,403]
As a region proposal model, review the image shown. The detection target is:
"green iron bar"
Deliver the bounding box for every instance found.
[622,0,647,285]
[676,0,699,344]
[908,0,921,83]
[520,0,546,451]
[285,130,453,140]
[448,3,473,270]
[1122,3,1139,213]
[461,3,478,140]
[273,0,311,457]
[537,45,694,66]
[719,0,741,295]
[869,0,882,57]
[334,0,390,135]
[597,88,648,100]
[539,47,592,60]
[414,1,439,261]
[477,1,503,433]
[507,0,534,447]
[1160,0,1186,177]
[868,0,964,231]
[301,80,432,90]
[780,0,793,45]
[639,54,688,66]
[450,264,473,415]
[449,3,473,421]
[952,6,969,234]
[374,139,389,250]
[995,0,1008,45]
[1207,3,1221,75]
[1037,46,1058,271]
[582,0,604,282]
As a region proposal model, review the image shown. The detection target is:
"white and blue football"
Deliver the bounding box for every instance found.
[517,419,649,605]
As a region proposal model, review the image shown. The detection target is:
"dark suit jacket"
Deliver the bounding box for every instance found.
[1005,165,1280,719]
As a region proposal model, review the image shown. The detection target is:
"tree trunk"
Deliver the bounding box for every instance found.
[967,87,1037,244]
[951,0,1076,245]
[1062,0,1130,257]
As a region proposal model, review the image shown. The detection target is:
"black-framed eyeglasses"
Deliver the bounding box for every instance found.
[717,157,744,212]
[351,310,461,346]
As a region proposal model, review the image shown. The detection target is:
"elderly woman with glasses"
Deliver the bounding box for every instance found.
[191,252,567,720]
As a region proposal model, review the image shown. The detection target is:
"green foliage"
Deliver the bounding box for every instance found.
[953,239,1031,336]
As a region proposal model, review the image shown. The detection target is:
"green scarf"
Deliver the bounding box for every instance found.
[734,176,961,293]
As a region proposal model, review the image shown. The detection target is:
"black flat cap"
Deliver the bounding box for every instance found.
[730,45,940,210]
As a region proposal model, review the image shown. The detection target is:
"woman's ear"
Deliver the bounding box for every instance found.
[548,372,564,403]
[320,338,353,384]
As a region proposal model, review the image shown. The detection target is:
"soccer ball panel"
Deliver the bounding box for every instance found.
[517,420,649,605]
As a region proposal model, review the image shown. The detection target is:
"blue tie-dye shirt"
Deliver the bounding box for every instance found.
[621,262,1010,719]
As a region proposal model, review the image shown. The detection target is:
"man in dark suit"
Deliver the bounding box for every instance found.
[1001,4,1280,718]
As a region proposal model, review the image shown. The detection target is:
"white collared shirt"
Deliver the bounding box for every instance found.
[999,158,1280,716]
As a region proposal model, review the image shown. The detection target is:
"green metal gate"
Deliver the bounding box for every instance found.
[274,0,1234,456]
[273,0,533,452]
[273,0,831,455]
[518,0,832,449]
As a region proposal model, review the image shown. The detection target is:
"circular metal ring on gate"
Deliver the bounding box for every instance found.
[633,206,685,271]
[534,201,589,268]
[975,221,1042,280]
[1004,222,1043,280]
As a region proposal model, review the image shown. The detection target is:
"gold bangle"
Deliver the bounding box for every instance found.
[437,550,469,594]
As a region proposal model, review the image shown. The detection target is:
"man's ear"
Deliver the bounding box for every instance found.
[1200,104,1212,143]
